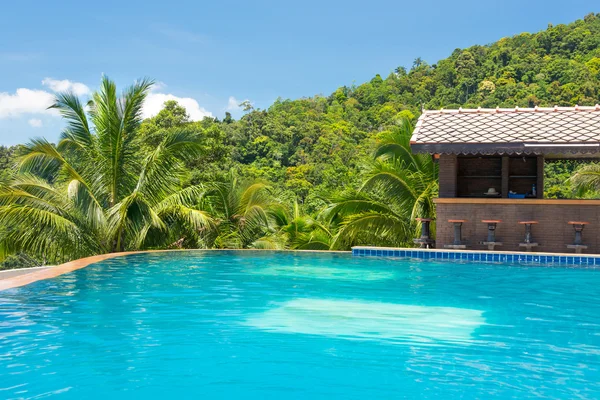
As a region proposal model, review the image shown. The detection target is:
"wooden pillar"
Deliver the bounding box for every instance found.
[501,156,509,198]
[537,156,544,199]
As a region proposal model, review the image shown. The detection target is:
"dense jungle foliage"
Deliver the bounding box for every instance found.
[1,13,600,267]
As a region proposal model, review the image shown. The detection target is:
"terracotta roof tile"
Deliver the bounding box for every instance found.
[410,106,600,155]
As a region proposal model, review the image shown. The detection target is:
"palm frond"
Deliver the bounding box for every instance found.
[568,164,600,197]
[135,130,204,204]
[250,235,286,250]
[51,91,93,151]
[332,211,409,250]
[92,76,146,205]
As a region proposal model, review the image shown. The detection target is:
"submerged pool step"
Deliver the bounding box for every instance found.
[351,246,600,266]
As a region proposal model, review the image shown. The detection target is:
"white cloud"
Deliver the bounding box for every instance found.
[227,96,240,111]
[226,96,252,111]
[28,118,43,128]
[42,78,90,96]
[143,93,212,121]
[0,79,212,125]
[0,77,89,119]
[0,88,57,118]
[152,81,167,91]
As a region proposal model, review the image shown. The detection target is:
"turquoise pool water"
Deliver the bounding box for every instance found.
[1,251,599,399]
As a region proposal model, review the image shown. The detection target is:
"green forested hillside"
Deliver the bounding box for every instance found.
[1,13,600,265]
[161,13,600,207]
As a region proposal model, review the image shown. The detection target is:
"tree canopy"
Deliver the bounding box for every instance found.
[163,13,600,208]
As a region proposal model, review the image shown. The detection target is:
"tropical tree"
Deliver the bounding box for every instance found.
[0,146,16,183]
[567,163,600,198]
[263,200,334,250]
[0,76,212,262]
[324,118,438,249]
[199,170,282,249]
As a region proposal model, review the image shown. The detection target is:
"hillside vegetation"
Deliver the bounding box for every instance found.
[169,13,600,207]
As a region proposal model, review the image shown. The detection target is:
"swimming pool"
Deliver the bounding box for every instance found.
[1,251,599,399]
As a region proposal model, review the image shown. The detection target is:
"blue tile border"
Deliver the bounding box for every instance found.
[351,246,600,266]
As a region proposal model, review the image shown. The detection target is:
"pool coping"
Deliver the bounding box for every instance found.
[0,249,350,292]
[6,245,595,292]
[352,246,600,266]
[0,266,53,280]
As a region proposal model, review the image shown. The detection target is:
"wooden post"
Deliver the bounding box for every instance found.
[536,156,544,199]
[501,156,509,198]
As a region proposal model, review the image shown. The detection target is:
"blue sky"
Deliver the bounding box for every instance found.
[0,0,595,145]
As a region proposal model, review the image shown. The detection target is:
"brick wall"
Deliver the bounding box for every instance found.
[435,201,600,253]
[438,155,457,198]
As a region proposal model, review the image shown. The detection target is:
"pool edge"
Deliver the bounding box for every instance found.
[0,252,137,292]
[352,246,600,267]
[0,249,351,292]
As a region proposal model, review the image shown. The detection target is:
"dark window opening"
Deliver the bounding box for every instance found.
[456,156,502,197]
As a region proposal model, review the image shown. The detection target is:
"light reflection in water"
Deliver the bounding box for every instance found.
[245,298,485,344]
[248,265,396,281]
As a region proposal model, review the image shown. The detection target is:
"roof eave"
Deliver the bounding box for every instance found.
[409,112,427,144]
[410,142,600,156]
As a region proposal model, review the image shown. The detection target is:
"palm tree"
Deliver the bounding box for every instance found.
[0,76,212,262]
[568,164,600,198]
[324,118,438,249]
[268,200,334,250]
[200,170,281,249]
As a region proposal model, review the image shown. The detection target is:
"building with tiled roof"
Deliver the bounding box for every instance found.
[410,106,600,156]
[408,106,600,254]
